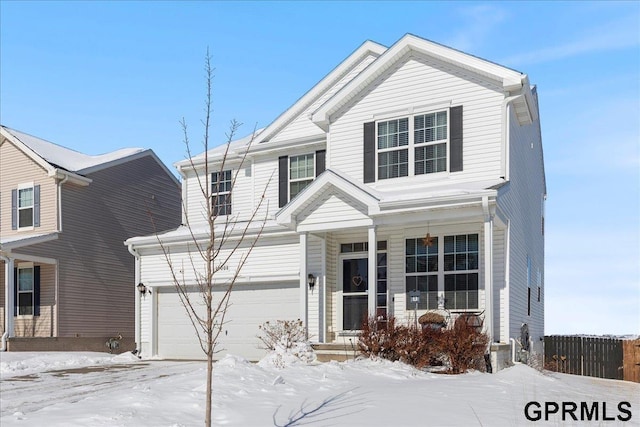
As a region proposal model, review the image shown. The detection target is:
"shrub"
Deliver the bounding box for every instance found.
[439,315,489,374]
[257,319,306,351]
[358,315,490,374]
[257,319,316,368]
[358,317,443,369]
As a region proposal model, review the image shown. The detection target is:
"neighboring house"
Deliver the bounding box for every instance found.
[0,126,182,351]
[126,34,546,370]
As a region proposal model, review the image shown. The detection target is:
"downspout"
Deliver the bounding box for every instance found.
[53,174,68,337]
[1,254,14,351]
[501,88,526,181]
[127,244,142,357]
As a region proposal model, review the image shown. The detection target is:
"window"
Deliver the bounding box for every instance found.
[18,187,34,228]
[405,237,439,310]
[414,111,448,174]
[378,118,409,179]
[377,110,448,180]
[289,154,314,199]
[17,267,34,316]
[444,234,479,310]
[211,170,232,216]
[405,233,479,311]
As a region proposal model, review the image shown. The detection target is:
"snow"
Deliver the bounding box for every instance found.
[1,351,638,426]
[3,126,144,173]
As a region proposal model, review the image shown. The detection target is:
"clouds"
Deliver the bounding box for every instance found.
[502,14,639,66]
[445,4,508,52]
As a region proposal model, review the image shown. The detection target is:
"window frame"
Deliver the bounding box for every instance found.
[17,183,35,230]
[17,264,35,317]
[376,108,450,181]
[289,153,315,200]
[405,232,480,312]
[211,170,232,216]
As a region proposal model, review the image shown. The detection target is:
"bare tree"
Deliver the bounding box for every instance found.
[152,49,270,427]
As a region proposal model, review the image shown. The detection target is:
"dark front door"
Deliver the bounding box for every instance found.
[342,257,368,330]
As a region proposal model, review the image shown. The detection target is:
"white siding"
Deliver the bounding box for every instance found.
[270,54,379,143]
[498,103,545,347]
[329,56,505,188]
[306,235,323,341]
[299,193,370,229]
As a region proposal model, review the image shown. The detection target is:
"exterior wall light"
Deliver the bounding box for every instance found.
[137,282,150,295]
[307,274,316,292]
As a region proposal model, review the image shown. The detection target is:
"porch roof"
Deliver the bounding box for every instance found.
[275,169,503,232]
[0,232,59,251]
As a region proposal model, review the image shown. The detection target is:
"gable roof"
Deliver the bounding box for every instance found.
[1,126,178,186]
[255,40,387,144]
[312,34,533,129]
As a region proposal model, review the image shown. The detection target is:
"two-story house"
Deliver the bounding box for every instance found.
[126,34,546,370]
[0,126,181,351]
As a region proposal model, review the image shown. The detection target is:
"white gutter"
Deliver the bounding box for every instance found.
[0,254,14,351]
[500,85,527,181]
[127,244,142,357]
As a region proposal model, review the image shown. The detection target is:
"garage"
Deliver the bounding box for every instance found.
[156,282,299,360]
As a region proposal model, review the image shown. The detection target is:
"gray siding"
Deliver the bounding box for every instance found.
[497,100,545,346]
[16,154,181,337]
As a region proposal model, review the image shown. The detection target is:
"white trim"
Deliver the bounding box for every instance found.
[367,226,377,318]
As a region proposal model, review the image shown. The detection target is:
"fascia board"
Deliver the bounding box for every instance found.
[1,128,56,174]
[275,170,381,225]
[1,232,60,251]
[256,40,387,144]
[378,190,497,212]
[313,34,525,125]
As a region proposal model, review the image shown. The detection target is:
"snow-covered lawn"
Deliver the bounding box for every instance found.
[1,351,638,426]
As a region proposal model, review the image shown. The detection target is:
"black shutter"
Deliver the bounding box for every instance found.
[13,268,18,316]
[278,156,288,208]
[315,150,326,176]
[33,185,41,227]
[363,122,376,183]
[11,189,17,230]
[34,266,41,316]
[450,105,463,172]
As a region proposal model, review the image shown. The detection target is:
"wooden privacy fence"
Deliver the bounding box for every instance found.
[544,336,634,381]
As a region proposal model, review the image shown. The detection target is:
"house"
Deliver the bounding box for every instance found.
[0,126,182,351]
[126,34,546,370]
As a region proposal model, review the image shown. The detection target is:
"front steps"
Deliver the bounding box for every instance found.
[312,342,361,362]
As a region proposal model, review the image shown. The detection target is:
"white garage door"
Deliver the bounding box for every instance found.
[157,282,299,360]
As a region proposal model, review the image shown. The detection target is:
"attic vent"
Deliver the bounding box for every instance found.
[244,167,252,177]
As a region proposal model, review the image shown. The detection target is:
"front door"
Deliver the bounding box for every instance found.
[342,257,368,330]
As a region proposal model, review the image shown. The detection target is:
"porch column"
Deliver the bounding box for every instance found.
[483,197,494,342]
[299,232,309,336]
[3,256,15,338]
[367,226,377,318]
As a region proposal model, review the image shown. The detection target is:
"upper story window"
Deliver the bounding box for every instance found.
[11,184,40,230]
[377,110,448,181]
[211,170,232,216]
[18,187,34,228]
[289,154,314,199]
[364,106,461,184]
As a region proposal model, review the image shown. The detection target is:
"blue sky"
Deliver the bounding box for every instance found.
[1,1,638,335]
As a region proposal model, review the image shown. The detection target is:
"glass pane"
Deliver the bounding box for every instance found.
[405,276,417,291]
[343,258,368,293]
[377,280,387,293]
[456,253,467,271]
[18,293,33,315]
[341,244,352,253]
[406,239,415,256]
[468,253,478,270]
[406,257,416,273]
[444,236,455,254]
[18,188,33,207]
[468,234,479,251]
[343,295,368,330]
[377,294,387,307]
[428,254,438,272]
[377,241,387,251]
[19,208,33,227]
[444,254,454,271]
[18,268,34,291]
[456,235,467,252]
